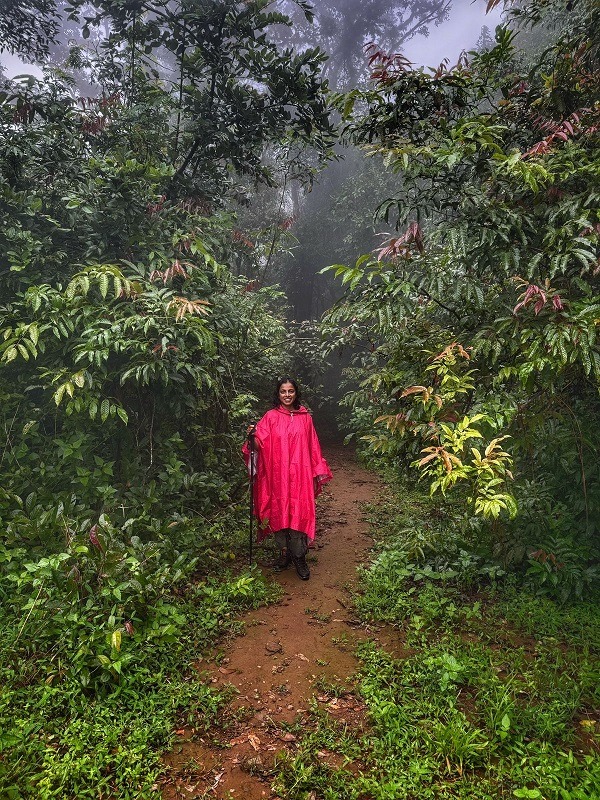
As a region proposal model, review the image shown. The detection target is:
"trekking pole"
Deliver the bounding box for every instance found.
[248,426,256,566]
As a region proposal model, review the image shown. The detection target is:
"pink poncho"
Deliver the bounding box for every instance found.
[243,406,332,541]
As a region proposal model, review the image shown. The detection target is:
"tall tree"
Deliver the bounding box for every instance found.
[271,0,453,321]
[55,0,336,199]
[279,0,452,89]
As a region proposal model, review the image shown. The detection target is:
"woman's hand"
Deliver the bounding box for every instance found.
[246,424,261,448]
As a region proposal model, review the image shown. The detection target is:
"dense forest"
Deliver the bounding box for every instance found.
[1,0,599,797]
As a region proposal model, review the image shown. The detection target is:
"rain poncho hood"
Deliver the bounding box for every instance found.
[243,406,332,541]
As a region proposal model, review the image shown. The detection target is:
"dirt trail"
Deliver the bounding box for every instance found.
[162,445,380,799]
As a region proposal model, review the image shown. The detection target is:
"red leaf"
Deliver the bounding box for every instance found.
[89,524,102,550]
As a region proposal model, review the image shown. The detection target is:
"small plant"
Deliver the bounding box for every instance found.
[305,606,332,624]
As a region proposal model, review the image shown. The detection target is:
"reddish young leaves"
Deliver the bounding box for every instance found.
[232,229,255,248]
[512,278,565,316]
[167,297,211,321]
[523,107,597,160]
[365,42,412,85]
[376,222,424,261]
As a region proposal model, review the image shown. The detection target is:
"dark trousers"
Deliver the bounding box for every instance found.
[274,529,308,558]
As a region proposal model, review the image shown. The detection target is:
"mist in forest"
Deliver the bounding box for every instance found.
[0,0,503,322]
[1,2,502,89]
[274,0,504,321]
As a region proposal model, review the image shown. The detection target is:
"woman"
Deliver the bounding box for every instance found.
[244,378,332,580]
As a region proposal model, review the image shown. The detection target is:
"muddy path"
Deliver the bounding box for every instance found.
[161,445,381,799]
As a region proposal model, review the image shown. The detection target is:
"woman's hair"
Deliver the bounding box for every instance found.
[272,376,302,409]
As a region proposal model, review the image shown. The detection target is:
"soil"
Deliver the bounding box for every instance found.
[160,444,381,799]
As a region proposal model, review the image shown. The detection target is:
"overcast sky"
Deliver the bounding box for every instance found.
[1,0,504,79]
[403,0,504,66]
[1,51,43,79]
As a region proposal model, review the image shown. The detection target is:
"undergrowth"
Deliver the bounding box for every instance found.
[274,479,600,800]
[0,505,278,800]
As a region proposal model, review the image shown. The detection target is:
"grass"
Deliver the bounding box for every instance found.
[272,479,600,800]
[10,475,597,799]
[0,510,280,800]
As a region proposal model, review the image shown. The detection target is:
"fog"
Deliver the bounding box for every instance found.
[403,0,504,65]
[0,0,506,322]
[1,0,503,78]
[1,51,43,78]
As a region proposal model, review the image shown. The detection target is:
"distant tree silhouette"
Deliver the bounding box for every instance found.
[279,0,452,88]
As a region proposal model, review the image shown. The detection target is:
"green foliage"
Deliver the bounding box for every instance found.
[0,538,275,798]
[0,0,59,59]
[0,65,305,529]
[0,6,332,796]
[60,0,335,198]
[4,516,192,689]
[322,0,600,594]
[272,471,600,800]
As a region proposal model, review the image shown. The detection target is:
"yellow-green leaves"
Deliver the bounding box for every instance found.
[111,630,122,652]
[377,342,517,519]
[414,418,516,519]
[166,296,211,321]
[0,322,40,363]
[66,264,134,300]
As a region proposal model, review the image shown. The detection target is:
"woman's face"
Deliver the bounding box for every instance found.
[278,381,296,408]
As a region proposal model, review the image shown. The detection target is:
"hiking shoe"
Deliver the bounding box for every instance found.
[293,555,310,581]
[273,548,292,572]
